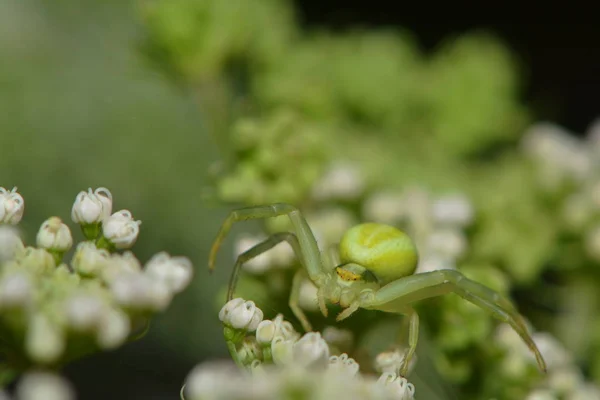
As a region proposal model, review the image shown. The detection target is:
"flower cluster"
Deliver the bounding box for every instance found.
[182,298,416,400]
[0,187,193,388]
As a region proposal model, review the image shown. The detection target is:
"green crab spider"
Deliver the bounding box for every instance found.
[209,203,547,376]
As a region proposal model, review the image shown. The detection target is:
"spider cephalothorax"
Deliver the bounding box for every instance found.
[209,203,547,376]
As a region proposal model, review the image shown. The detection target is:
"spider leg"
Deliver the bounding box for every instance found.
[209,204,325,282]
[361,269,547,373]
[227,232,302,301]
[290,269,313,332]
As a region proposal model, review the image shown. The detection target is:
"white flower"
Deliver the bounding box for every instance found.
[26,314,65,363]
[0,225,24,262]
[97,309,130,349]
[36,217,73,252]
[526,389,557,400]
[292,332,330,367]
[432,194,474,227]
[426,228,468,259]
[19,247,56,274]
[312,162,365,201]
[16,372,75,400]
[271,336,294,366]
[71,242,110,277]
[64,294,106,331]
[363,191,405,224]
[256,314,299,344]
[0,272,32,309]
[219,298,263,331]
[111,273,172,311]
[102,210,141,249]
[71,187,112,224]
[144,252,193,293]
[184,361,245,400]
[377,372,416,400]
[0,187,24,224]
[328,353,359,376]
[375,350,405,374]
[101,251,142,284]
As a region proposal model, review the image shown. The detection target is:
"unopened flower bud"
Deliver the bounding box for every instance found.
[71,187,112,224]
[256,320,277,344]
[26,314,65,363]
[97,309,130,349]
[102,210,141,249]
[144,252,193,293]
[16,372,75,400]
[65,294,105,331]
[0,225,24,262]
[219,298,263,331]
[329,353,359,376]
[293,332,330,367]
[378,372,416,399]
[0,187,24,224]
[36,217,73,252]
[0,272,32,309]
[72,242,110,277]
[271,336,294,366]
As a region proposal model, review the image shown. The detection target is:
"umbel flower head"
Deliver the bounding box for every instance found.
[0,185,193,381]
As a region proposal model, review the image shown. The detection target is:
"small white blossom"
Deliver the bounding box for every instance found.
[36,217,73,252]
[292,332,330,367]
[0,272,32,309]
[375,350,405,374]
[298,279,319,312]
[526,389,557,400]
[144,252,193,293]
[377,372,416,400]
[0,187,24,224]
[312,162,365,201]
[71,242,110,277]
[102,210,141,249]
[64,294,106,331]
[271,336,294,366]
[111,273,172,311]
[101,252,142,284]
[256,314,299,344]
[16,372,75,400]
[219,298,263,331]
[97,309,130,349]
[26,314,65,363]
[71,187,112,224]
[329,353,359,376]
[19,247,56,274]
[363,191,405,224]
[0,225,24,262]
[184,361,246,400]
[432,194,474,227]
[322,326,354,351]
[426,228,468,259]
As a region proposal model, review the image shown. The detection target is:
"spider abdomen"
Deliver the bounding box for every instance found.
[339,223,418,284]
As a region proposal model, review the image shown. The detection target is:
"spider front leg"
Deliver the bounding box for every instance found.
[228,232,315,332]
[361,269,547,373]
[209,204,325,283]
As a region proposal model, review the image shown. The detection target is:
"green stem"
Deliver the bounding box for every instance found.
[81,223,101,241]
[226,340,244,368]
[95,235,115,252]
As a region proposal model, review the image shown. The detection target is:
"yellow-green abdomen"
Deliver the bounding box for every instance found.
[339,223,418,284]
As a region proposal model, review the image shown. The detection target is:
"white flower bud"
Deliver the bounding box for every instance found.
[363,191,405,223]
[219,299,263,331]
[111,273,172,311]
[526,389,557,400]
[293,332,330,367]
[256,320,277,344]
[271,336,294,366]
[185,362,242,400]
[377,372,416,400]
[432,194,474,227]
[426,229,468,259]
[102,210,141,249]
[97,309,130,349]
[36,217,73,252]
[0,187,24,224]
[328,353,359,376]
[0,225,24,262]
[0,272,32,309]
[101,252,142,284]
[71,242,110,277]
[144,252,193,293]
[375,350,405,374]
[26,314,65,363]
[16,372,75,400]
[71,187,112,224]
[312,162,365,201]
[64,294,106,331]
[19,247,55,274]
